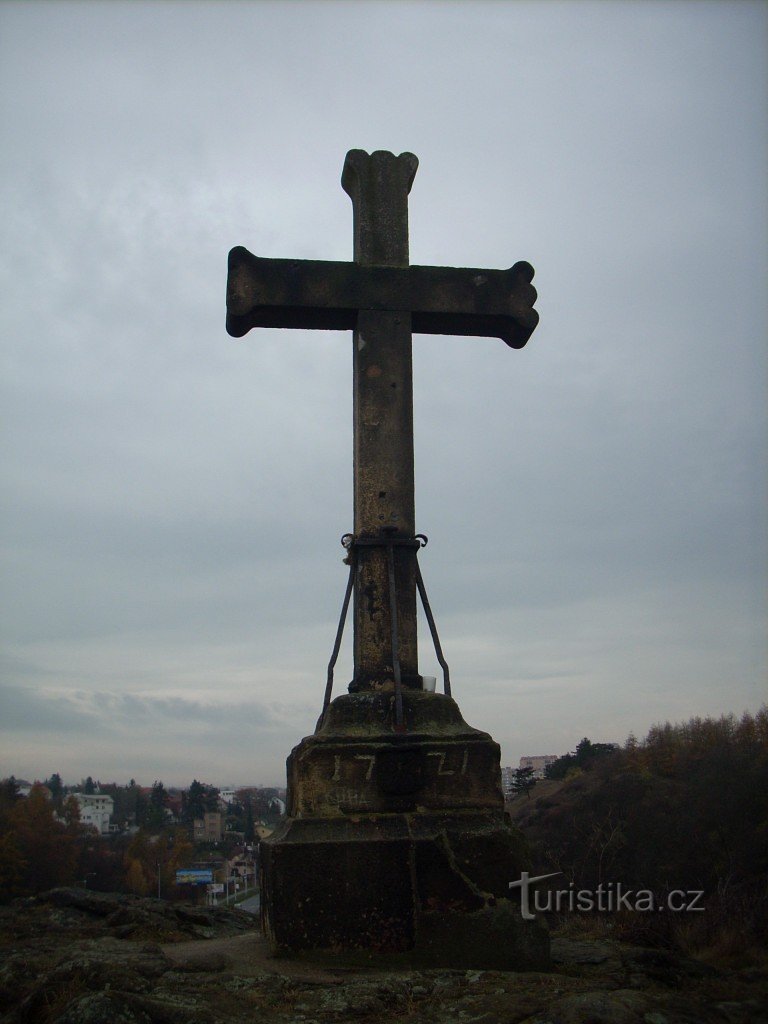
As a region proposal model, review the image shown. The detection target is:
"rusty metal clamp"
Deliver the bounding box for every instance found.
[323,532,451,729]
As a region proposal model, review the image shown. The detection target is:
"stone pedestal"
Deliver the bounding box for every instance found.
[260,692,549,968]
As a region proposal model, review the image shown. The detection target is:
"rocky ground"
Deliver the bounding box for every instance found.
[0,888,765,1023]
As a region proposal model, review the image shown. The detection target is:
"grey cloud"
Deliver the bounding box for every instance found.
[0,682,283,738]
[0,1,764,783]
[0,684,101,735]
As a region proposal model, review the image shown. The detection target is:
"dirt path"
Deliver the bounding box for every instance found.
[162,931,357,984]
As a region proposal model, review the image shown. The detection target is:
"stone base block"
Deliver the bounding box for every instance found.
[260,812,549,969]
[287,691,506,817]
[260,691,550,969]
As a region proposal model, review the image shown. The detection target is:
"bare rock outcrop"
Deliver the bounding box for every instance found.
[0,888,765,1024]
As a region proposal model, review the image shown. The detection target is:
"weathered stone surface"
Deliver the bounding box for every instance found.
[1,887,256,946]
[345,151,419,689]
[542,988,655,1024]
[226,249,539,348]
[0,891,765,1024]
[291,692,503,815]
[260,811,541,963]
[261,690,547,965]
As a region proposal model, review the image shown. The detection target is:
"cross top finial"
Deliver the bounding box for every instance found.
[342,150,419,267]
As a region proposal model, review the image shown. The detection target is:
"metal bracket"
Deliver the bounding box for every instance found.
[323,532,451,730]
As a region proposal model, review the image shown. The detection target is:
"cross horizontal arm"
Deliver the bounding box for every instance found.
[226,247,538,349]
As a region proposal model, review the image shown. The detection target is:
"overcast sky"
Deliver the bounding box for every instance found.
[1,1,765,789]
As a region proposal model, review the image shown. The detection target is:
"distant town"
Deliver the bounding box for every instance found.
[0,742,612,902]
[0,775,289,904]
[6,777,287,837]
[6,753,565,835]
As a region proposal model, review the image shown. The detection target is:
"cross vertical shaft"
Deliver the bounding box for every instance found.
[342,150,420,691]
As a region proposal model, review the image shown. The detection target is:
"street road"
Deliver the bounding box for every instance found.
[238,894,261,915]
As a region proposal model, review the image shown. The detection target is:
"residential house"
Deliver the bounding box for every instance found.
[193,811,223,843]
[73,792,114,834]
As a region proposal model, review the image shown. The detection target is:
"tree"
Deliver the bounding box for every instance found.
[545,754,575,780]
[62,795,82,831]
[515,708,768,953]
[183,780,219,823]
[83,776,96,795]
[44,773,64,808]
[244,799,255,843]
[125,827,193,900]
[131,784,149,827]
[0,777,20,819]
[184,780,207,822]
[545,738,618,779]
[3,784,77,897]
[574,737,593,763]
[98,782,126,826]
[145,781,169,831]
[125,857,150,896]
[0,832,27,900]
[511,766,537,798]
[237,787,282,824]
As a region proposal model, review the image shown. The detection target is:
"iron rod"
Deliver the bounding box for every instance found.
[414,558,451,697]
[386,540,405,730]
[323,555,356,711]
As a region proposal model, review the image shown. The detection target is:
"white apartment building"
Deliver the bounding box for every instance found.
[518,754,559,778]
[73,792,114,834]
[501,755,560,797]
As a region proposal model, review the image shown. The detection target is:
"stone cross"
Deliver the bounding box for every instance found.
[226,150,538,697]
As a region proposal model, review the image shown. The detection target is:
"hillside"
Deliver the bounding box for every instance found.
[507,776,568,815]
[507,711,768,962]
